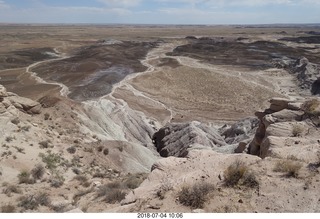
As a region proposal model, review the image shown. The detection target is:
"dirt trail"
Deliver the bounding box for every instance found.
[26,53,71,97]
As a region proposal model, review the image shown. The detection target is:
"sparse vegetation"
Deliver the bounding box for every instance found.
[31,164,45,180]
[242,172,259,188]
[177,182,214,209]
[39,151,61,170]
[74,175,91,187]
[18,193,51,210]
[1,204,16,213]
[96,181,127,203]
[18,170,35,184]
[5,136,14,142]
[123,173,147,189]
[292,124,304,137]
[49,172,65,188]
[273,159,302,178]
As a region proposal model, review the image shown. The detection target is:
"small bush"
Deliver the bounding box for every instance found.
[302,99,320,116]
[67,146,76,154]
[103,148,109,155]
[18,193,51,210]
[1,204,16,213]
[273,160,302,178]
[74,175,90,187]
[39,151,61,170]
[44,113,50,120]
[223,160,247,187]
[49,173,65,188]
[3,184,22,196]
[177,182,214,209]
[104,189,127,204]
[292,124,304,137]
[18,171,35,184]
[18,195,39,210]
[97,145,103,152]
[35,193,51,207]
[39,140,52,149]
[123,173,147,189]
[11,118,20,125]
[242,172,259,188]
[96,182,121,198]
[5,136,14,142]
[31,164,45,180]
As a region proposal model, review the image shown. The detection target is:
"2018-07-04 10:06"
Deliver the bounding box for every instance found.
[137,213,183,218]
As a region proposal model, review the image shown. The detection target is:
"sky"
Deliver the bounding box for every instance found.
[0,0,319,24]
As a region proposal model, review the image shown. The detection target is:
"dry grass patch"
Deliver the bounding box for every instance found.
[292,124,304,137]
[273,159,302,178]
[3,184,22,196]
[18,193,51,211]
[302,99,320,116]
[177,182,214,209]
[223,160,259,188]
[96,181,127,204]
[123,173,148,189]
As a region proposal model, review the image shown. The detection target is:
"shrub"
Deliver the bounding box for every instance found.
[103,148,109,155]
[18,171,35,184]
[39,140,52,149]
[39,151,61,170]
[242,172,259,188]
[223,160,247,187]
[1,204,16,213]
[44,113,50,120]
[97,145,103,152]
[67,146,76,154]
[104,189,127,204]
[18,195,39,210]
[18,193,51,210]
[177,182,214,209]
[74,175,90,187]
[273,160,302,178]
[35,193,51,207]
[49,173,65,188]
[11,117,20,125]
[302,99,320,116]
[123,173,147,189]
[292,124,304,137]
[31,164,45,180]
[5,136,14,142]
[96,182,126,203]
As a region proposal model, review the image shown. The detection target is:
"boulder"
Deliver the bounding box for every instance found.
[269,98,291,112]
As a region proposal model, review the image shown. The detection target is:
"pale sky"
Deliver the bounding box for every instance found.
[0,0,319,24]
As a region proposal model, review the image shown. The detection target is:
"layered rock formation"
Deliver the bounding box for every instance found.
[248,97,320,161]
